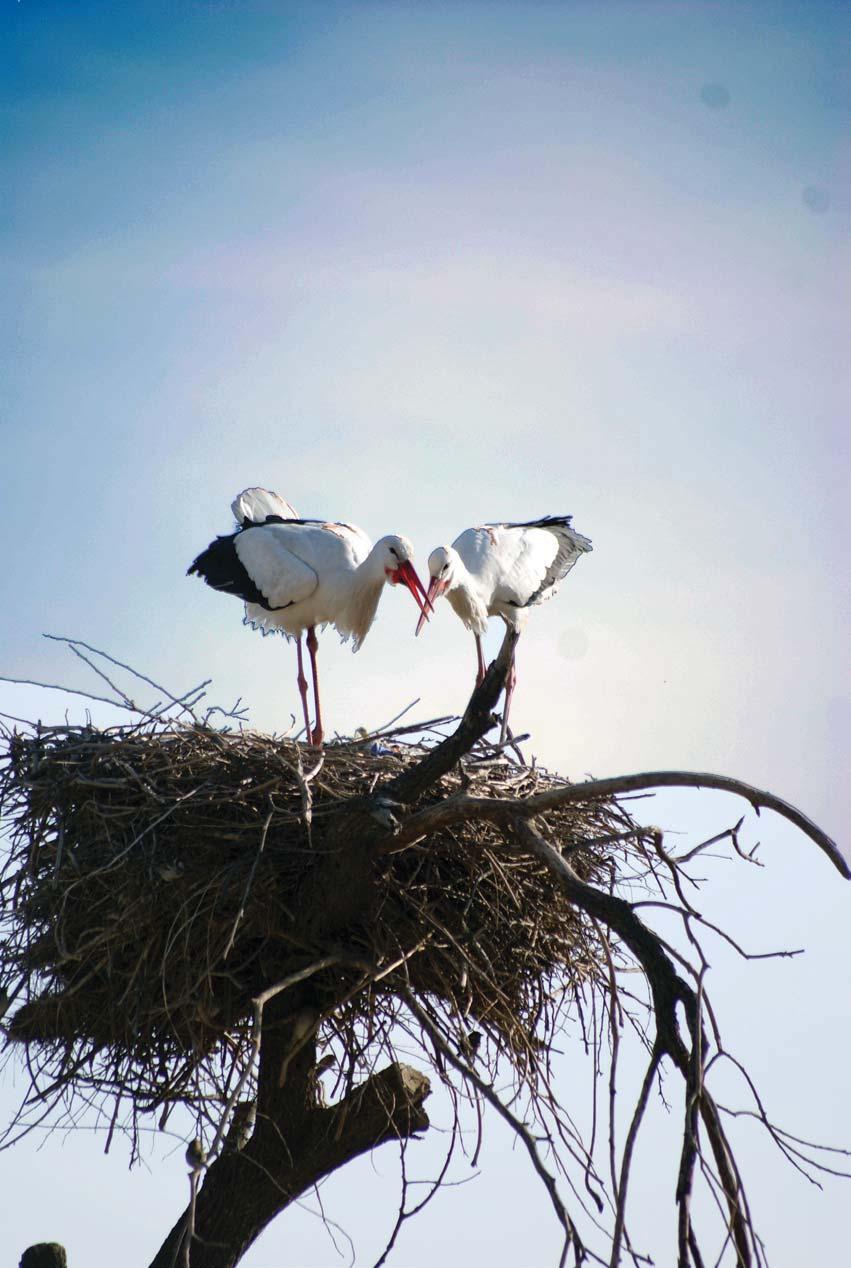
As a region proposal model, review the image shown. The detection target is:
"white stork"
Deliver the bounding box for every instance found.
[416,516,592,744]
[189,488,431,746]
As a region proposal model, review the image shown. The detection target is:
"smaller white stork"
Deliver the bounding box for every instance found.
[189,488,432,746]
[416,516,592,744]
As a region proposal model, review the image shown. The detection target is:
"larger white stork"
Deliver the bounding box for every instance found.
[189,488,431,746]
[416,516,592,744]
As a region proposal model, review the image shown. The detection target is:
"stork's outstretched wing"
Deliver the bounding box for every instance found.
[502,517,592,607]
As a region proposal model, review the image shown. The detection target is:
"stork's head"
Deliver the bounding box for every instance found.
[376,535,432,623]
[415,546,456,635]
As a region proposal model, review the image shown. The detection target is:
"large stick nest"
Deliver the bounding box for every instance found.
[1,721,639,1130]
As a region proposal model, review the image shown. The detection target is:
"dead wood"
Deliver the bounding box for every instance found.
[2,628,848,1268]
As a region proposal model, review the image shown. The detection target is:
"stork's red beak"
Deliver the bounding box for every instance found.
[395,560,433,624]
[415,575,445,635]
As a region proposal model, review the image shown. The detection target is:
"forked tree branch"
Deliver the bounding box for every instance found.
[381,773,847,877]
[508,817,755,1268]
[148,1059,431,1268]
[383,626,520,804]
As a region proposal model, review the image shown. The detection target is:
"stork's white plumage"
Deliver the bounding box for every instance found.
[189,488,431,745]
[417,517,592,743]
[231,486,299,526]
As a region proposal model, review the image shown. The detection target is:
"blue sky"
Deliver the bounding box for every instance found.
[2,2,849,1265]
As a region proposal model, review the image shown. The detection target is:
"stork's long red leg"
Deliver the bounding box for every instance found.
[499,649,517,747]
[306,625,323,747]
[474,634,486,686]
[295,636,312,743]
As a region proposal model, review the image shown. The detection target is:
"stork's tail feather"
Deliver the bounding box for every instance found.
[231,487,298,527]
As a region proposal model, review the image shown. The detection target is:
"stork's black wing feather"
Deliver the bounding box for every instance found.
[187,532,274,610]
[242,515,329,528]
[490,515,576,531]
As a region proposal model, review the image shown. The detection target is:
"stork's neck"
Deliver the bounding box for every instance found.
[355,542,395,588]
[338,546,388,650]
[445,555,490,634]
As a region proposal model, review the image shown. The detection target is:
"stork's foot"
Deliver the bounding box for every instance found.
[309,727,324,748]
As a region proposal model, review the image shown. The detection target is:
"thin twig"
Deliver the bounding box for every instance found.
[222,809,274,961]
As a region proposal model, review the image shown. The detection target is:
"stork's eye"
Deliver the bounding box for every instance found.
[442,564,449,573]
[389,547,398,558]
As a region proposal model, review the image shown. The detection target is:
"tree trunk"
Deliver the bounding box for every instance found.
[148,1010,430,1268]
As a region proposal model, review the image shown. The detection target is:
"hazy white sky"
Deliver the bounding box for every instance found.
[2,2,849,1265]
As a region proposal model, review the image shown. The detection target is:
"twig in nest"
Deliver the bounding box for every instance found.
[44,635,205,723]
[222,808,274,962]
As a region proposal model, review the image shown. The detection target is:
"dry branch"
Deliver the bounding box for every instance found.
[150,1057,431,1268]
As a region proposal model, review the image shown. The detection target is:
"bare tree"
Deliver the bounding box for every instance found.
[2,630,848,1268]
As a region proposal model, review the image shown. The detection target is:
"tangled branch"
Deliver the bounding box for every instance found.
[2,630,848,1267]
